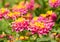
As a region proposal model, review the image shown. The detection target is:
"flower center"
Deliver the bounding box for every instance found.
[8,12,13,17]
[34,22,44,28]
[51,0,57,3]
[33,17,38,21]
[1,8,5,13]
[40,14,47,18]
[47,11,52,15]
[15,18,25,22]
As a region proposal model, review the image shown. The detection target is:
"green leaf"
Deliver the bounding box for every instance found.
[0,19,9,32]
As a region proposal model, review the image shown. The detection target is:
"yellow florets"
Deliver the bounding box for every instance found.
[8,12,13,17]
[34,22,44,28]
[47,11,53,15]
[17,1,26,9]
[14,12,20,15]
[19,36,25,40]
[8,12,20,17]
[33,17,38,21]
[51,0,57,3]
[19,36,29,40]
[15,17,25,22]
[26,13,31,17]
[40,14,47,18]
[15,37,19,40]
[1,8,6,13]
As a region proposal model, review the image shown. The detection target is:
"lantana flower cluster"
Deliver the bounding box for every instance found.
[49,0,60,8]
[0,0,58,42]
[0,0,35,20]
[12,11,57,35]
[12,17,29,32]
[12,0,35,15]
[0,8,10,20]
[29,11,57,35]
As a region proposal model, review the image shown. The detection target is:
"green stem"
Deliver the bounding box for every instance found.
[2,0,5,7]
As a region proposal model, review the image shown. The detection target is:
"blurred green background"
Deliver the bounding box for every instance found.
[0,0,22,8]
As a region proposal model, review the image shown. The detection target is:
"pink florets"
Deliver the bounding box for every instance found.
[26,0,34,10]
[19,8,28,15]
[50,13,57,21]
[12,7,28,15]
[11,18,29,32]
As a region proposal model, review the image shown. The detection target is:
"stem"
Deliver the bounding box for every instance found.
[2,0,5,7]
[24,0,27,4]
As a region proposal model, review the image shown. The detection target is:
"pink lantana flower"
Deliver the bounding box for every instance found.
[12,1,28,15]
[11,18,29,32]
[0,8,10,20]
[49,0,60,8]
[25,0,35,10]
[46,11,57,21]
[29,11,57,35]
